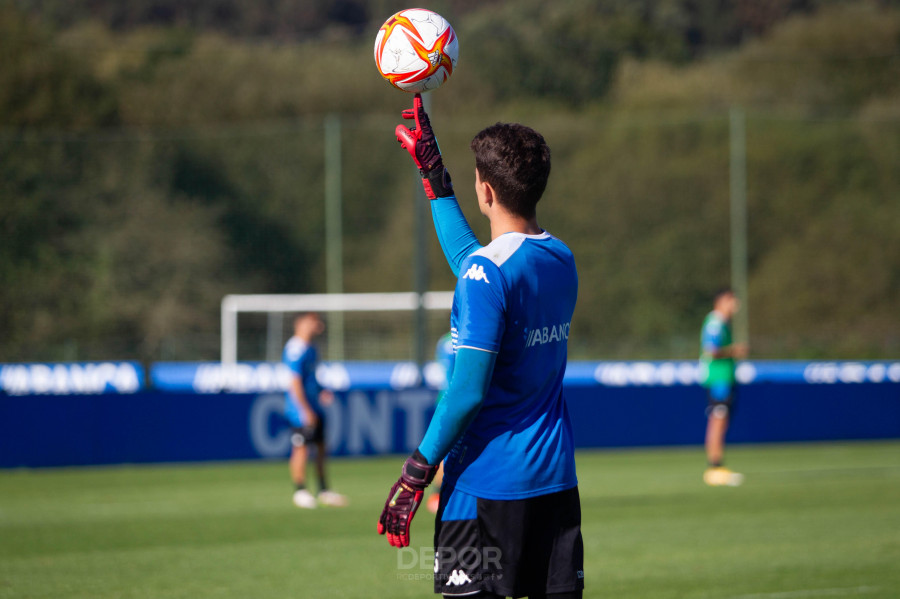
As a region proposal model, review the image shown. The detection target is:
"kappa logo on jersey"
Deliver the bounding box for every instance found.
[462,264,490,284]
[447,569,473,586]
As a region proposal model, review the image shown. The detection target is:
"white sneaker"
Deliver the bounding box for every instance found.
[317,490,348,507]
[726,470,745,486]
[293,489,317,509]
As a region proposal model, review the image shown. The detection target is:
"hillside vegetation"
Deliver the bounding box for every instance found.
[1,0,899,361]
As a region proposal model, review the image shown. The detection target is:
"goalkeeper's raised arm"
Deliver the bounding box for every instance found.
[396,93,481,276]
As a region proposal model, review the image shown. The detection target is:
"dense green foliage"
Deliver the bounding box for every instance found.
[1,1,899,361]
[1,443,899,598]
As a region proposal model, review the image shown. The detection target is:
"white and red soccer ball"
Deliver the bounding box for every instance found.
[374,8,459,93]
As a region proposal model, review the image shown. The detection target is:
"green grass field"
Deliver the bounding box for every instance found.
[2,442,899,599]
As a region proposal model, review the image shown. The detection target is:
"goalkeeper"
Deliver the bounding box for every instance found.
[378,95,584,599]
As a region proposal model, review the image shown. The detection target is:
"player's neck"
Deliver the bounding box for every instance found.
[489,213,542,240]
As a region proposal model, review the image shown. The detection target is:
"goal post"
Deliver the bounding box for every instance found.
[221,291,454,364]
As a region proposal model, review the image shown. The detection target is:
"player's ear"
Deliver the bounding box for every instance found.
[482,180,496,208]
[475,170,495,207]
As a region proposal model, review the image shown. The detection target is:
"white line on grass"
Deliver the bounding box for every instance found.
[728,586,880,599]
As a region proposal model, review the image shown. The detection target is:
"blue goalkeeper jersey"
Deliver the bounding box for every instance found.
[443,231,579,500]
[283,337,323,427]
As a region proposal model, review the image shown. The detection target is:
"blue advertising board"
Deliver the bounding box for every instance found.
[1,360,898,468]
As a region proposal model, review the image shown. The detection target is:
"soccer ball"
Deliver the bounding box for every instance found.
[374,8,459,93]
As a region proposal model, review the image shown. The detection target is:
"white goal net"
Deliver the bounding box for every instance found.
[220,291,454,364]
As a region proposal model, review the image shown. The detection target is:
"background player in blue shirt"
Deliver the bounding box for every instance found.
[378,95,583,599]
[283,312,347,509]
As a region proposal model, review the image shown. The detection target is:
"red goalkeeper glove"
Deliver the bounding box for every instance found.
[396,93,454,199]
[377,450,438,548]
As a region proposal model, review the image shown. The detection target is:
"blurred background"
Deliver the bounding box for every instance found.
[2,0,899,363]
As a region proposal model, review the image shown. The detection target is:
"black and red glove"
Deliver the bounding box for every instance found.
[377,450,438,548]
[396,93,454,199]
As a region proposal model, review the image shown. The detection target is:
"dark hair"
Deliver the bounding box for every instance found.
[294,312,322,325]
[470,123,551,219]
[713,287,734,302]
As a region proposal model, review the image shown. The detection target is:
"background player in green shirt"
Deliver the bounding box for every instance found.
[699,288,747,486]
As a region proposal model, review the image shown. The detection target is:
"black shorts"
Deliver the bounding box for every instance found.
[290,416,325,447]
[433,485,584,598]
[706,384,737,418]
